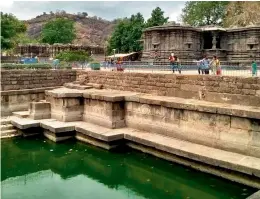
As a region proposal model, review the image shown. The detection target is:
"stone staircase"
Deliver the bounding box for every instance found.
[0,118,21,138]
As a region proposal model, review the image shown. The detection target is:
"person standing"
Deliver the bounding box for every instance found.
[216,56,221,75]
[197,59,203,74]
[202,56,210,74]
[210,56,218,75]
[252,61,258,76]
[169,53,176,73]
[174,55,181,74]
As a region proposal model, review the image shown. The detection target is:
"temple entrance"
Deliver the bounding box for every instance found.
[203,32,221,49]
[203,32,212,49]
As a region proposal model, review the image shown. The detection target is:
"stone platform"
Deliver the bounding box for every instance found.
[8,86,260,189]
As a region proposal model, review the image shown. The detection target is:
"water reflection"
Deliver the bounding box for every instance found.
[1,137,256,199]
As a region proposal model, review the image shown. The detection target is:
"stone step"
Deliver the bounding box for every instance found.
[1,124,14,131]
[123,129,260,178]
[0,118,11,125]
[0,129,21,138]
[12,111,30,118]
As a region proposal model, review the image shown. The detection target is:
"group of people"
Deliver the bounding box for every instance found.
[197,56,221,75]
[169,53,258,76]
[105,57,124,71]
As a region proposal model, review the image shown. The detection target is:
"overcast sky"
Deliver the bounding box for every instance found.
[0,1,186,21]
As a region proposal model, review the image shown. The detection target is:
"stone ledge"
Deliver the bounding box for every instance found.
[83,90,135,102]
[1,86,61,96]
[40,120,80,133]
[125,93,260,119]
[10,117,55,130]
[75,122,124,142]
[45,88,83,98]
[64,83,93,90]
[123,128,260,178]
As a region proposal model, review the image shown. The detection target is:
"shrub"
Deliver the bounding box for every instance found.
[55,50,92,62]
[1,63,52,70]
[59,61,72,69]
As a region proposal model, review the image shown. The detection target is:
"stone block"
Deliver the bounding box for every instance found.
[29,101,51,120]
[219,128,251,146]
[250,131,260,148]
[231,117,251,130]
[43,130,74,142]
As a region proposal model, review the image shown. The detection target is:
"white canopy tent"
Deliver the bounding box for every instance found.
[107,52,137,58]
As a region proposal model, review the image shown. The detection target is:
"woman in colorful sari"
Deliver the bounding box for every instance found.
[252,61,258,76]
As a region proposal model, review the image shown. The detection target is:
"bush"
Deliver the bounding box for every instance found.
[55,50,92,62]
[1,63,52,70]
[59,61,72,69]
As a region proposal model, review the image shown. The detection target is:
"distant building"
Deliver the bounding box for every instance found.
[141,24,260,62]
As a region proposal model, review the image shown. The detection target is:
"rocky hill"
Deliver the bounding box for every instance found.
[24,12,116,46]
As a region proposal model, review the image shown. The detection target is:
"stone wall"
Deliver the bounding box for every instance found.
[76,71,260,107]
[1,87,57,116]
[1,70,76,91]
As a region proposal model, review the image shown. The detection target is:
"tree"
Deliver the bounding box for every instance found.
[41,18,76,44]
[14,33,40,45]
[107,13,145,54]
[224,2,260,27]
[1,12,27,50]
[180,1,229,26]
[55,50,92,62]
[146,7,169,27]
[128,13,145,52]
[107,18,130,54]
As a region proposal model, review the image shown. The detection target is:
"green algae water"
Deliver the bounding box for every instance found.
[1,137,256,199]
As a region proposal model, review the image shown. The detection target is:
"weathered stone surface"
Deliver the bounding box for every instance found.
[11,116,40,129]
[40,120,79,133]
[46,88,83,98]
[1,70,76,91]
[75,122,124,142]
[247,191,260,199]
[124,129,260,178]
[76,71,260,107]
[43,130,74,142]
[29,101,51,120]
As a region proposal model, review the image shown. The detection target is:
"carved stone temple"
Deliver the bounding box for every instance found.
[141,24,260,62]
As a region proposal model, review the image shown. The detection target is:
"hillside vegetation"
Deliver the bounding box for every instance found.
[24,11,116,46]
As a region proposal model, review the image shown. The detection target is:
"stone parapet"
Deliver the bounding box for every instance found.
[76,71,260,107]
[1,87,59,117]
[1,70,76,91]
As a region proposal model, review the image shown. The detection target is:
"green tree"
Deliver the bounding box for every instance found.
[1,12,27,50]
[107,13,145,54]
[107,18,130,54]
[146,7,169,27]
[41,18,76,44]
[181,1,229,26]
[55,50,92,62]
[14,33,41,45]
[129,13,145,52]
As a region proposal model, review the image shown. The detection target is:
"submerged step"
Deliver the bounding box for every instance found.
[1,129,21,138]
[1,124,14,131]
[124,129,260,178]
[0,118,11,125]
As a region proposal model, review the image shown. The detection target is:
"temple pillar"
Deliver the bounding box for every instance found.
[212,32,217,50]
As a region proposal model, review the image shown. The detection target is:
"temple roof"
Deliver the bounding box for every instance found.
[144,24,260,33]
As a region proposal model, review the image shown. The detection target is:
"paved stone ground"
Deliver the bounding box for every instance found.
[76,67,259,77]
